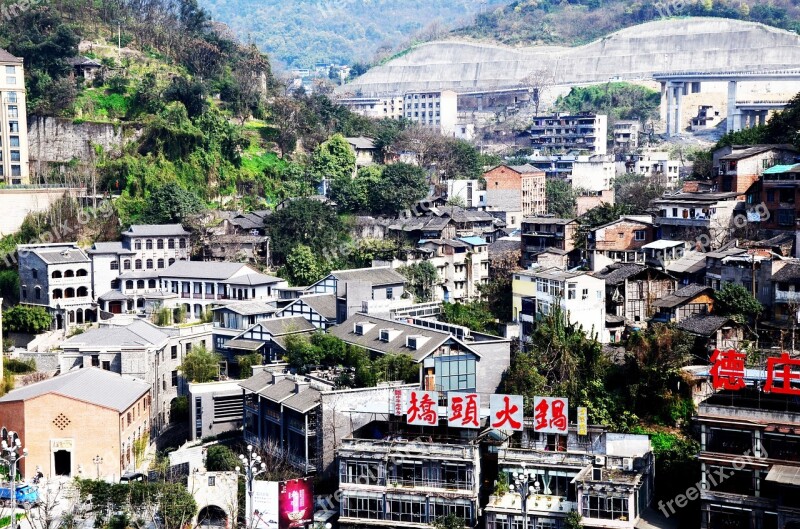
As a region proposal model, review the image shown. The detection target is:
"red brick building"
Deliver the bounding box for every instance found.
[483,164,546,217]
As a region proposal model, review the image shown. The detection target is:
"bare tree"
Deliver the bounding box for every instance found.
[26,479,78,529]
[521,68,555,116]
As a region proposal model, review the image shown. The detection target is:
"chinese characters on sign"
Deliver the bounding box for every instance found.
[765,353,800,395]
[405,390,438,426]
[533,397,568,434]
[490,394,524,431]
[447,392,480,428]
[279,478,313,529]
[392,388,404,416]
[577,406,588,436]
[710,349,746,390]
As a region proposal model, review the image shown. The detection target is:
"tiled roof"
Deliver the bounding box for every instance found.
[298,294,337,320]
[21,245,90,265]
[591,264,647,286]
[257,379,296,402]
[718,144,797,161]
[0,48,22,63]
[330,267,406,287]
[221,272,284,286]
[238,370,275,393]
[256,316,315,335]
[162,261,251,280]
[345,136,376,150]
[213,301,277,316]
[0,368,149,412]
[652,284,712,308]
[282,388,322,413]
[63,320,170,349]
[123,224,190,237]
[677,315,736,336]
[88,242,134,255]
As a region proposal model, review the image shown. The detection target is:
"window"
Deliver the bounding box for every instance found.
[171,345,178,359]
[146,259,153,269]
[581,494,629,520]
[208,476,216,487]
[125,280,133,289]
[102,361,111,371]
[21,288,26,299]
[179,238,187,249]
[195,397,203,438]
[567,283,576,300]
[634,230,646,241]
[137,280,145,289]
[146,239,153,250]
[148,279,156,289]
[123,259,131,270]
[7,92,16,103]
[582,288,589,300]
[169,258,175,266]
[168,239,175,249]
[157,239,164,249]
[434,354,477,391]
[342,494,384,520]
[32,268,38,279]
[9,121,18,133]
[111,261,119,270]
[7,105,17,118]
[172,370,178,387]
[135,259,142,270]
[343,461,381,485]
[34,286,40,300]
[134,240,142,250]
[91,355,100,367]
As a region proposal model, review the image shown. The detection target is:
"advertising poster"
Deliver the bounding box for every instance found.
[250,481,280,529]
[279,478,313,529]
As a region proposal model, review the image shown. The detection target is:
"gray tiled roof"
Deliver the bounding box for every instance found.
[772,263,800,282]
[507,164,545,174]
[283,388,322,413]
[298,294,337,320]
[592,264,647,286]
[257,378,296,402]
[718,144,797,161]
[124,224,190,237]
[98,290,132,302]
[331,267,406,286]
[652,284,712,308]
[345,137,376,150]
[0,48,22,63]
[221,272,284,286]
[238,370,275,393]
[63,320,170,349]
[0,368,149,412]
[257,317,315,336]
[226,338,264,351]
[677,315,735,336]
[213,301,277,316]
[162,261,251,280]
[328,314,452,362]
[22,245,90,265]
[88,242,134,255]
[521,217,577,224]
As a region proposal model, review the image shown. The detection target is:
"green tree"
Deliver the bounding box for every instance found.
[432,514,465,529]
[713,282,763,323]
[205,445,240,471]
[764,91,800,148]
[330,165,383,213]
[309,134,356,184]
[170,396,189,424]
[440,302,497,334]
[0,270,20,303]
[398,261,438,302]
[178,345,221,383]
[268,197,347,263]
[546,179,577,217]
[2,305,52,334]
[143,182,204,224]
[369,163,429,215]
[373,353,419,383]
[159,482,197,529]
[284,244,325,286]
[235,352,263,378]
[563,511,583,529]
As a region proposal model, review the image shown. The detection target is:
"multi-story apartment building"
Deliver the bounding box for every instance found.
[0,48,28,184]
[18,243,95,329]
[337,420,481,528]
[308,267,407,321]
[592,263,676,326]
[446,179,486,209]
[403,90,458,135]
[483,164,547,218]
[714,144,798,198]
[516,267,607,342]
[613,120,640,151]
[337,95,404,120]
[60,319,212,436]
[486,427,654,529]
[690,105,723,131]
[695,371,800,528]
[528,113,608,155]
[622,151,683,188]
[766,261,800,328]
[749,162,800,232]
[652,191,742,248]
[588,215,655,271]
[520,218,579,268]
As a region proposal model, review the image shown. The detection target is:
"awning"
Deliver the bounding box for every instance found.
[226,339,264,351]
[763,164,800,174]
[765,464,800,486]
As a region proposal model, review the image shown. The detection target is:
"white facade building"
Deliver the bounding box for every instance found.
[446,179,486,209]
[0,48,28,184]
[403,90,458,135]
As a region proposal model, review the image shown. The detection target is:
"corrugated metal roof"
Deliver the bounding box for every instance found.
[0,368,149,412]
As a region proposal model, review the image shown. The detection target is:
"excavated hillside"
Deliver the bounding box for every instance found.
[341,18,800,96]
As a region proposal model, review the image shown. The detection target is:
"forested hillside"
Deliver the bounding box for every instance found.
[456,0,800,47]
[198,0,506,68]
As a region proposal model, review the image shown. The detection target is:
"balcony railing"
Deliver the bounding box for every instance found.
[656,217,711,227]
[775,290,800,303]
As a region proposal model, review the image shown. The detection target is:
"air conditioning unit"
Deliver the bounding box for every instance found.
[622,458,634,471]
[594,456,606,467]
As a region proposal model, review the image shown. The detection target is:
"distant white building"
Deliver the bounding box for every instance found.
[446,179,486,209]
[403,90,458,135]
[337,95,404,120]
[613,120,641,151]
[0,48,29,184]
[528,113,608,155]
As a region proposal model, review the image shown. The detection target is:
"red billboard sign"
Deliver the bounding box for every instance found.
[279,478,313,529]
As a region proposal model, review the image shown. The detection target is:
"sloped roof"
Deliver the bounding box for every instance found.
[677,315,736,336]
[330,267,406,286]
[772,263,800,282]
[88,241,134,255]
[256,316,315,336]
[592,264,647,286]
[719,144,797,161]
[345,136,376,150]
[213,301,277,316]
[98,290,132,302]
[63,320,170,349]
[257,379,296,402]
[123,224,190,237]
[652,284,712,308]
[283,388,322,413]
[162,261,250,280]
[0,368,149,412]
[297,294,337,320]
[0,48,22,63]
[221,272,284,286]
[22,245,90,265]
[226,339,264,351]
[238,370,275,393]
[507,164,545,174]
[67,56,101,67]
[459,236,488,246]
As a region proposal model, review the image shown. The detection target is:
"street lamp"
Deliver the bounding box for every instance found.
[93,455,103,479]
[510,464,537,529]
[235,445,266,529]
[0,432,27,529]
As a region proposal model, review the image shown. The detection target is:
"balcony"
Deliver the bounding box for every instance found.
[655,216,711,228]
[775,290,800,303]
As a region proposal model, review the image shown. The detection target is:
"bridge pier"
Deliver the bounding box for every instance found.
[727,81,742,134]
[665,81,685,136]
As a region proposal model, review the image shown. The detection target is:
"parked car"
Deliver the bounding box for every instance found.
[119,472,147,484]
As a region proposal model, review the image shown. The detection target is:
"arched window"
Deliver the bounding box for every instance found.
[65,287,75,298]
[111,261,119,271]
[146,259,153,269]
[34,286,41,300]
[179,238,187,249]
[111,279,120,289]
[123,260,131,270]
[53,288,62,299]
[148,279,156,289]
[77,286,88,297]
[146,239,153,250]
[51,270,62,279]
[76,269,88,277]
[157,239,164,249]
[137,280,145,289]
[64,270,75,278]
[134,240,142,250]
[125,280,133,290]
[157,259,164,268]
[168,239,175,249]
[135,260,142,270]
[168,258,175,266]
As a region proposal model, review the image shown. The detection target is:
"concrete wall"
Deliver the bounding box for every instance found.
[0,187,88,236]
[28,116,141,178]
[342,18,800,96]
